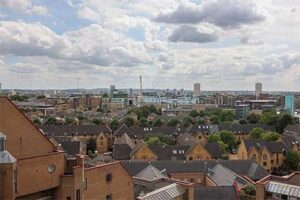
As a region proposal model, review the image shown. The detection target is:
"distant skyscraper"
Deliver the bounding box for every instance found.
[0,82,2,94]
[194,83,201,96]
[110,85,116,97]
[285,95,295,116]
[255,82,262,98]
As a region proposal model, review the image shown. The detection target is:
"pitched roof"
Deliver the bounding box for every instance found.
[194,186,238,200]
[188,125,212,134]
[113,133,135,160]
[137,183,185,200]
[204,142,222,158]
[284,124,300,133]
[149,145,190,160]
[0,150,17,163]
[135,164,167,181]
[244,139,286,153]
[115,133,135,149]
[115,126,183,138]
[114,124,131,137]
[39,125,112,137]
[281,135,299,150]
[121,160,268,181]
[0,132,7,140]
[207,164,249,189]
[176,133,198,146]
[60,141,81,156]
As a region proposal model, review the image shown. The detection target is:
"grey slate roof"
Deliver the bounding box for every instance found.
[0,132,7,139]
[194,186,238,200]
[135,164,167,181]
[176,133,198,145]
[0,150,17,163]
[137,183,185,200]
[39,125,112,137]
[281,135,299,150]
[121,159,268,181]
[244,139,286,153]
[204,142,222,158]
[149,145,190,160]
[113,133,135,160]
[284,124,300,133]
[60,141,81,155]
[207,164,248,189]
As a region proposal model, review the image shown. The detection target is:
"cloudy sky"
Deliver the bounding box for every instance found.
[0,0,299,91]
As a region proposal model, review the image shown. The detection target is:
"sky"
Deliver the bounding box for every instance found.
[0,0,299,91]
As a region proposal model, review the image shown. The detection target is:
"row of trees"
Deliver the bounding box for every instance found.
[249,128,280,141]
[245,111,298,133]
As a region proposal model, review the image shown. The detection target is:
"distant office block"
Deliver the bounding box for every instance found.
[255,82,262,98]
[236,104,250,119]
[194,83,201,97]
[284,95,295,116]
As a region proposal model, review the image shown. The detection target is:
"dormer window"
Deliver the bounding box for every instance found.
[0,139,5,151]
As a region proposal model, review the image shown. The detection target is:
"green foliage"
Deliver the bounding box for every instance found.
[139,117,149,127]
[242,184,256,196]
[145,136,166,146]
[45,117,57,125]
[167,118,180,127]
[276,113,294,133]
[124,117,135,127]
[33,118,42,125]
[86,138,97,154]
[77,114,85,121]
[10,94,29,102]
[217,141,229,154]
[36,94,46,99]
[247,113,260,124]
[144,134,175,145]
[132,105,159,119]
[208,134,221,142]
[239,119,248,124]
[92,118,104,125]
[110,119,120,130]
[284,151,300,171]
[189,110,199,118]
[153,118,164,127]
[65,117,74,125]
[259,111,279,126]
[102,93,109,98]
[182,117,193,127]
[209,115,219,124]
[219,130,236,147]
[219,110,235,122]
[196,118,206,125]
[261,132,280,141]
[249,128,264,139]
[96,107,104,112]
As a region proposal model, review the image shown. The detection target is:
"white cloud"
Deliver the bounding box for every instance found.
[0,0,49,16]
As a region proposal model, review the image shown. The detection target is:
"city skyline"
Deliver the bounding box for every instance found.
[0,0,300,90]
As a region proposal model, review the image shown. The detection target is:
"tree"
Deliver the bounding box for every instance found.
[239,119,247,124]
[261,132,280,141]
[167,118,180,127]
[45,117,57,125]
[36,94,46,99]
[249,128,264,139]
[124,117,135,127]
[182,117,193,127]
[276,113,294,133]
[242,184,256,196]
[139,117,149,127]
[207,134,220,142]
[259,111,278,126]
[86,137,97,154]
[247,113,260,124]
[189,110,198,118]
[219,110,235,122]
[92,118,103,125]
[196,118,206,125]
[209,115,219,124]
[65,117,74,125]
[33,118,42,125]
[145,136,166,146]
[217,141,229,154]
[284,151,300,171]
[110,119,120,130]
[153,118,163,127]
[219,130,236,147]
[102,93,109,98]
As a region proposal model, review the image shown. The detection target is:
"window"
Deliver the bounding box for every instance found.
[66,197,71,200]
[252,154,256,159]
[76,189,81,200]
[189,157,193,160]
[84,178,88,190]
[263,154,267,160]
[198,136,202,140]
[0,139,5,151]
[263,162,267,166]
[106,173,113,184]
[100,136,104,140]
[13,169,17,193]
[106,194,112,200]
[197,178,202,183]
[271,160,274,164]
